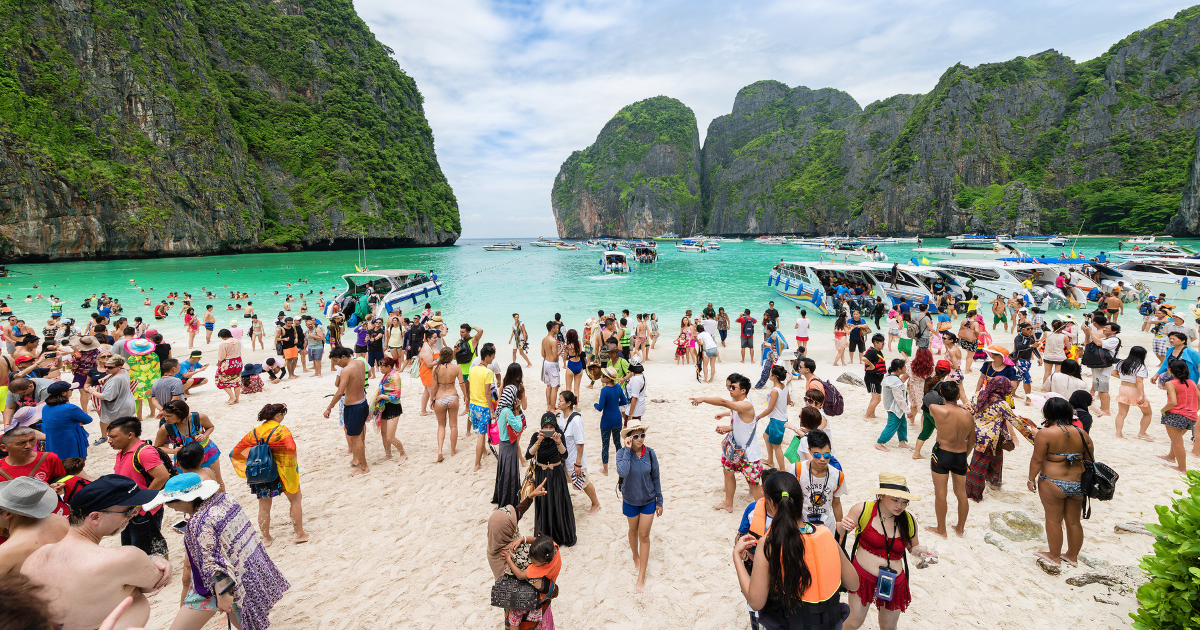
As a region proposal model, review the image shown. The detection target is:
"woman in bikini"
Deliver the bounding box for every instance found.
[431,346,462,462]
[1027,396,1093,569]
[563,329,584,399]
[249,314,265,351]
[832,312,849,366]
[840,473,923,630]
[154,399,225,492]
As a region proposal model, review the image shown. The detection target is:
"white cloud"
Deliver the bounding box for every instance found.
[353,0,1187,238]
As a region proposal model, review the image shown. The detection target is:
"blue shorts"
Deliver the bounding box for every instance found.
[342,400,369,437]
[469,403,491,434]
[622,501,656,518]
[1016,359,1033,384]
[204,322,214,331]
[765,418,787,445]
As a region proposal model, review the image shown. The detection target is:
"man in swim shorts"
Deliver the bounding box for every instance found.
[325,348,370,476]
[202,305,216,344]
[468,343,497,471]
[927,382,973,538]
[990,296,1008,332]
[541,321,561,413]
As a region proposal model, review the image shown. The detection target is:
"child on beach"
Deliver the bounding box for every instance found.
[674,333,688,365]
[501,534,561,628]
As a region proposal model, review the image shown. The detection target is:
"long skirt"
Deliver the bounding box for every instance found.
[492,440,522,507]
[966,448,1004,502]
[531,464,577,547]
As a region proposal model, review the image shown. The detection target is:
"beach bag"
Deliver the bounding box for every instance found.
[1077,427,1117,519]
[245,426,280,485]
[131,442,178,486]
[784,435,803,464]
[490,573,540,611]
[1081,339,1121,369]
[409,360,421,379]
[816,379,844,416]
[518,458,537,502]
[722,422,756,467]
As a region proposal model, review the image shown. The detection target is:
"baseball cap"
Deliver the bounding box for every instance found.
[69,474,159,518]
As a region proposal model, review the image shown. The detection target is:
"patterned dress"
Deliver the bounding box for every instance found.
[125,353,160,400]
[183,493,290,630]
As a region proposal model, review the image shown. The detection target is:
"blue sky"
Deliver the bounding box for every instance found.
[355,0,1189,238]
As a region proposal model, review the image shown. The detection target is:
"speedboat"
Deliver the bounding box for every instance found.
[819,244,888,262]
[529,237,563,247]
[483,242,521,251]
[556,243,579,251]
[932,260,1070,311]
[715,237,742,243]
[676,238,709,253]
[601,251,630,273]
[1116,244,1196,259]
[755,236,788,245]
[858,262,968,308]
[767,262,879,316]
[914,241,1029,261]
[707,239,721,250]
[325,269,442,320]
[1121,235,1167,246]
[633,245,658,263]
[1101,259,1200,302]
[1005,235,1069,247]
[629,240,656,248]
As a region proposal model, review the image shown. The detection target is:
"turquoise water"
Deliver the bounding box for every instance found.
[2,236,1193,340]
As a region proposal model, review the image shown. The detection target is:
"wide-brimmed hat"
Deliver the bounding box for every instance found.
[241,363,263,376]
[123,338,155,356]
[869,472,921,501]
[601,366,619,380]
[584,317,597,328]
[72,335,101,352]
[620,423,649,440]
[0,477,59,519]
[142,473,220,510]
[983,344,1014,366]
[1057,313,1075,322]
[779,348,799,361]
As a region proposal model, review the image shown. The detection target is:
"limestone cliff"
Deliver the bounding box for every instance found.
[554,6,1200,237]
[0,0,459,262]
[552,96,702,238]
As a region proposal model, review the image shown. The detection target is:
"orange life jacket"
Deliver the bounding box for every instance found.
[748,500,769,538]
[796,525,841,603]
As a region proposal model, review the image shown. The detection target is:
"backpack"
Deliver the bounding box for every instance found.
[245,426,280,485]
[1081,338,1121,368]
[846,501,916,571]
[815,379,844,416]
[1138,301,1153,316]
[617,447,657,499]
[907,314,929,340]
[454,338,473,364]
[54,474,89,502]
[131,441,178,486]
[741,318,754,337]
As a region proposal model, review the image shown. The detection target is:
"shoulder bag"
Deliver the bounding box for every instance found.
[1076,426,1118,519]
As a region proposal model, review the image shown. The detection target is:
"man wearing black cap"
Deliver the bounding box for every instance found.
[22,474,171,630]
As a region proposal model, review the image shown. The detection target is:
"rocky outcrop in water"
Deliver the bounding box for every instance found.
[552,96,702,238]
[554,6,1200,237]
[0,0,459,262]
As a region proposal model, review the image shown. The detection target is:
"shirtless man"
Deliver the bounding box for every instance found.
[927,382,975,538]
[0,477,68,575]
[324,348,370,476]
[202,305,216,344]
[23,475,171,630]
[1105,290,1124,323]
[957,312,980,373]
[989,296,1008,333]
[1007,293,1025,330]
[635,314,651,361]
[541,321,561,413]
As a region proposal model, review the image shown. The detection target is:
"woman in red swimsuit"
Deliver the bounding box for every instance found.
[839,472,923,630]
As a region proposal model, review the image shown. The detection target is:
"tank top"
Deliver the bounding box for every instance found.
[388,326,404,347]
[1043,332,1066,360]
[1171,379,1199,419]
[768,386,788,422]
[730,407,762,462]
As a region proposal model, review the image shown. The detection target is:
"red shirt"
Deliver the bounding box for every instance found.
[114,443,164,514]
[0,453,70,519]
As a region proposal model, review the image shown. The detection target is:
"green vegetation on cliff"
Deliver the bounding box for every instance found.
[0,0,457,253]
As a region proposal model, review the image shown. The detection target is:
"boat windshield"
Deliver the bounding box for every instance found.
[942,266,1001,282]
[345,276,396,296]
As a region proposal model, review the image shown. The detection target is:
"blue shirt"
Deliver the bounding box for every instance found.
[616,446,662,508]
[835,286,849,296]
[178,359,203,378]
[1157,346,1200,383]
[97,306,111,319]
[981,361,1019,381]
[1097,254,1107,263]
[593,384,628,431]
[41,402,93,460]
[737,501,759,536]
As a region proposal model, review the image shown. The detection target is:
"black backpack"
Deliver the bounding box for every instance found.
[454,338,472,364]
[131,441,178,486]
[741,318,754,337]
[1081,338,1121,368]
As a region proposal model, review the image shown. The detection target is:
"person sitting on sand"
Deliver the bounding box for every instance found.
[691,373,763,513]
[229,403,307,546]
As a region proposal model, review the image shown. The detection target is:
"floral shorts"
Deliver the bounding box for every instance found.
[721,456,764,486]
[1015,359,1033,384]
[469,403,492,434]
[183,586,242,623]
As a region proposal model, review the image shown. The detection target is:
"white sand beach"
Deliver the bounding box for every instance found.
[71,317,1182,630]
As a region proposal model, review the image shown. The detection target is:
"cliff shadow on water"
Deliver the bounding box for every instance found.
[553,5,1200,239]
[0,0,460,262]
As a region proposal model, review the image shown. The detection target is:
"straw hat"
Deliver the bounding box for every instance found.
[601,366,620,380]
[869,472,921,501]
[72,336,101,352]
[141,473,220,511]
[620,423,649,440]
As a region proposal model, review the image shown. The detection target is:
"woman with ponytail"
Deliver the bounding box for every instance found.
[733,472,857,630]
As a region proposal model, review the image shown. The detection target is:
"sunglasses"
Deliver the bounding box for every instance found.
[810,452,833,460]
[804,397,818,403]
[630,433,645,440]
[99,506,139,517]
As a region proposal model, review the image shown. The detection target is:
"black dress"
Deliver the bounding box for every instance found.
[525,427,578,547]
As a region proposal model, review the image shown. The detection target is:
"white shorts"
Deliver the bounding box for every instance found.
[542,360,560,387]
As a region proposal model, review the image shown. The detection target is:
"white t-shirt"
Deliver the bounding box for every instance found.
[797,426,835,455]
[730,407,762,462]
[794,317,810,338]
[702,318,718,336]
[796,461,846,534]
[1113,360,1148,383]
[558,411,587,469]
[881,374,908,417]
[699,330,717,350]
[625,374,647,417]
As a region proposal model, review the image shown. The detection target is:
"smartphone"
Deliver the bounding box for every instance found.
[875,567,897,601]
[170,519,188,534]
[541,428,554,437]
[45,352,57,359]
